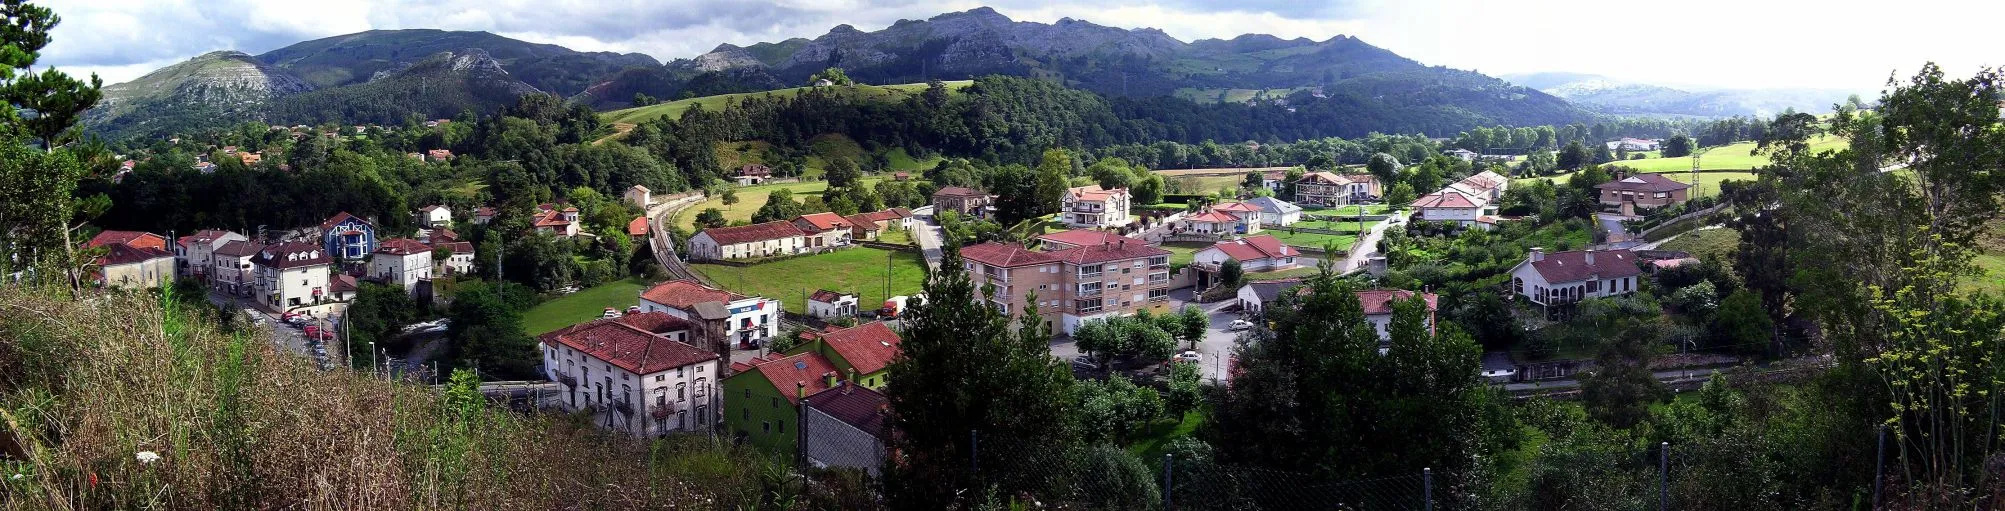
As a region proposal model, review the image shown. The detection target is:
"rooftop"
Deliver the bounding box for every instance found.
[696,220,806,245]
[252,242,331,270]
[804,385,888,438]
[538,313,714,375]
[1596,174,1692,193]
[1527,249,1644,283]
[802,321,902,375]
[640,279,750,309]
[1355,289,1440,315]
[735,351,840,406]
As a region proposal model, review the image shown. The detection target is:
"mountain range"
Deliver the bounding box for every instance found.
[91,7,1815,142]
[1502,72,1855,118]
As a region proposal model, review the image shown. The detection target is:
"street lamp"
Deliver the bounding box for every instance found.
[368,341,377,376]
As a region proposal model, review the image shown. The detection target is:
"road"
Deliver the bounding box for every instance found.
[1596,212,1632,243]
[1336,210,1406,274]
[1048,287,1243,384]
[910,206,945,270]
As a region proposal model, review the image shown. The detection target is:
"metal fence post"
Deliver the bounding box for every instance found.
[1659,442,1669,511]
[970,429,979,475]
[1423,467,1433,511]
[1873,424,1886,509]
[1163,454,1174,510]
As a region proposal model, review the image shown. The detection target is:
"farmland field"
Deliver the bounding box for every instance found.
[1616,136,1848,173]
[690,247,928,315]
[672,177,893,230]
[602,81,972,125]
[1515,171,1756,198]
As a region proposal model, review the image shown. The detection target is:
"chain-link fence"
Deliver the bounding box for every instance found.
[1165,460,1431,511]
[967,432,1434,510]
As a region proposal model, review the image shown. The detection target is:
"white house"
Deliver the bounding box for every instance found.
[1244,197,1303,227]
[1060,185,1133,228]
[807,289,859,320]
[368,238,434,293]
[539,312,721,436]
[533,205,582,237]
[792,212,855,250]
[1181,210,1246,235]
[211,240,263,297]
[1508,248,1643,307]
[1446,148,1480,162]
[174,229,246,280]
[1211,202,1265,234]
[1193,234,1302,272]
[251,242,332,312]
[639,279,783,348]
[1409,189,1488,227]
[430,241,475,276]
[624,185,652,209]
[1450,170,1510,203]
[416,205,453,228]
[686,221,807,261]
[1236,282,1436,343]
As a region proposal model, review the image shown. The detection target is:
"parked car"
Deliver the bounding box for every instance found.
[1071,355,1103,370]
[1174,351,1203,364]
[600,307,621,319]
[626,306,642,315]
[1228,319,1255,331]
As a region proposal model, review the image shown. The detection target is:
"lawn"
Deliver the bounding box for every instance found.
[1160,241,1211,266]
[884,148,942,172]
[1246,265,1326,281]
[522,278,649,335]
[876,225,914,246]
[602,81,973,125]
[1657,227,1739,261]
[674,177,893,230]
[1303,204,1390,217]
[1289,219,1371,233]
[1515,171,1756,198]
[1127,409,1206,461]
[1166,175,1249,195]
[1967,253,2005,295]
[690,247,928,315]
[1266,230,1357,251]
[1616,135,1848,173]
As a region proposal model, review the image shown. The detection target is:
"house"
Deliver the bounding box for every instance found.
[1234,282,1437,342]
[1192,234,1301,273]
[801,385,889,476]
[415,205,452,228]
[931,186,995,219]
[368,238,434,293]
[532,205,582,237]
[807,289,859,320]
[95,243,175,290]
[194,162,216,173]
[1245,197,1303,227]
[686,221,807,261]
[1260,170,1290,192]
[639,279,783,348]
[173,229,245,280]
[1409,189,1489,227]
[1180,209,1246,235]
[1036,229,1136,251]
[426,149,453,162]
[1210,202,1265,234]
[842,208,913,241]
[624,185,652,209]
[1446,148,1480,162]
[317,212,377,261]
[428,240,475,276]
[85,230,168,251]
[418,227,459,245]
[251,242,332,311]
[1509,248,1643,307]
[734,164,773,186]
[328,274,359,302]
[473,206,497,225]
[1059,185,1133,228]
[893,172,910,181]
[211,240,264,297]
[540,312,721,436]
[238,152,262,166]
[627,216,650,240]
[1450,170,1511,203]
[792,212,855,249]
[724,351,839,454]
[788,321,902,390]
[1605,138,1661,151]
[1595,174,1692,213]
[1295,172,1380,207]
[959,239,1172,335]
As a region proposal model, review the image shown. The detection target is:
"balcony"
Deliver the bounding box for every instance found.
[1077,306,1104,314]
[650,404,674,420]
[613,398,634,416]
[1077,287,1103,297]
[556,372,577,388]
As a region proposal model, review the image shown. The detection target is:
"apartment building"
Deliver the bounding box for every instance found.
[959,239,1171,335]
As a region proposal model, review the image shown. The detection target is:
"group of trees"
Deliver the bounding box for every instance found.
[1072,307,1207,365]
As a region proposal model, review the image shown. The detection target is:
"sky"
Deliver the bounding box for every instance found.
[34,0,2002,93]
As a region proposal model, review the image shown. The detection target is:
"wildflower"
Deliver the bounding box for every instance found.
[8,473,22,480]
[136,451,162,464]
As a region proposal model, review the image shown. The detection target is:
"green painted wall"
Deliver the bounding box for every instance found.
[723,372,802,455]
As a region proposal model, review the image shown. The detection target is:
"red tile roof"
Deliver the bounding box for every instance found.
[1037,229,1133,248]
[532,209,573,228]
[932,186,988,198]
[628,216,650,236]
[475,206,497,217]
[252,242,331,270]
[1206,234,1299,261]
[1213,202,1262,213]
[737,164,772,177]
[1048,239,1170,265]
[1298,172,1362,185]
[86,230,167,251]
[842,213,882,230]
[960,243,1059,268]
[1455,171,1509,192]
[793,212,852,232]
[640,279,747,309]
[330,274,358,294]
[375,238,432,256]
[803,321,902,375]
[213,240,264,258]
[1596,174,1692,193]
[1527,249,1644,283]
[739,351,840,405]
[804,385,887,437]
[97,243,174,266]
[697,220,805,245]
[178,229,237,248]
[809,289,849,303]
[1411,190,1481,209]
[1186,210,1239,223]
[538,313,715,375]
[1067,185,1125,202]
[1355,289,1439,315]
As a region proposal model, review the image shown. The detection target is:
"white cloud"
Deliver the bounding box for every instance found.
[31,0,1999,92]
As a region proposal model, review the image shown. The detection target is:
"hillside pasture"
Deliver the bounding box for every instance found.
[1615,135,1848,173]
[601,81,972,125]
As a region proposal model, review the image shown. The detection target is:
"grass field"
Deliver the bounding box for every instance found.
[1616,136,1848,173]
[714,140,776,171]
[691,247,928,315]
[1657,227,1739,261]
[884,148,942,172]
[1291,219,1373,233]
[1246,265,1325,281]
[674,177,893,230]
[521,278,650,335]
[1303,204,1391,217]
[1516,171,1756,198]
[876,225,914,246]
[1160,241,1212,266]
[1153,167,1293,177]
[1267,230,1357,251]
[1128,409,1206,461]
[1167,175,1247,195]
[601,81,973,125]
[1967,220,2005,295]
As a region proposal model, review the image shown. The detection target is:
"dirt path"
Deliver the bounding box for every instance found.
[592,123,636,146]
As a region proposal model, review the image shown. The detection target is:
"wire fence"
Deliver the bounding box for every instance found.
[970,433,1436,510]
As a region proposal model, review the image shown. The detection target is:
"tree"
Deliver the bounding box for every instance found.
[808,67,853,86]
[1384,182,1416,208]
[720,188,738,205]
[1580,321,1668,429]
[1591,142,1615,164]
[751,188,802,224]
[824,156,862,188]
[631,92,657,107]
[1556,141,1590,171]
[446,282,539,379]
[1218,258,1244,289]
[0,2,102,294]
[1177,305,1208,350]
[1662,135,1696,157]
[1242,171,1264,189]
[1711,289,1771,354]
[694,208,726,228]
[1033,150,1071,215]
[345,282,418,368]
[1366,152,1402,184]
[1165,361,1202,417]
[1073,445,1163,511]
[884,248,1079,507]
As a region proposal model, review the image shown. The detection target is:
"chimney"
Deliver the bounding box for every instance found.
[796,382,806,400]
[848,368,859,383]
[824,371,838,389]
[1584,249,1595,266]
[1530,247,1545,262]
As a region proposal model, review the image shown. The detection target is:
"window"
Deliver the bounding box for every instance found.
[1148,288,1169,300]
[697,366,705,373]
[742,408,749,420]
[777,420,785,433]
[762,421,770,433]
[677,383,686,401]
[656,394,666,406]
[1075,298,1104,314]
[743,388,750,399]
[1586,280,1599,293]
[698,405,708,425]
[770,397,778,408]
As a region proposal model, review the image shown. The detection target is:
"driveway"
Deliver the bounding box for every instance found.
[1337,210,1406,274]
[1597,212,1632,243]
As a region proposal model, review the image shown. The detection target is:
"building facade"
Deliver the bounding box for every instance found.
[1060,185,1134,228]
[1192,234,1301,272]
[959,240,1172,335]
[1294,172,1379,207]
[639,279,783,348]
[807,289,859,320]
[174,229,246,281]
[1509,248,1643,306]
[97,244,176,290]
[317,212,377,261]
[931,187,995,218]
[686,221,807,261]
[252,242,332,311]
[211,240,263,297]
[540,312,721,436]
[368,238,434,293]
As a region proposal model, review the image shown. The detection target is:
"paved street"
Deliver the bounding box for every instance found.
[1337,210,1406,274]
[910,206,944,270]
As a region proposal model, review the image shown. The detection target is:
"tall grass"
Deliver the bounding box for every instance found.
[0,285,769,509]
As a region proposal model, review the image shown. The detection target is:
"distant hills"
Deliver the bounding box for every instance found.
[1503,72,1855,118]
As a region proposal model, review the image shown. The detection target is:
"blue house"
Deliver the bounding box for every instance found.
[319,212,377,261]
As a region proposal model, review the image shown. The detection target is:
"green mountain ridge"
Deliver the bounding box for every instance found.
[265,48,544,126]
[84,50,316,140]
